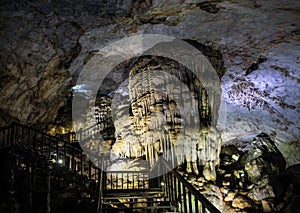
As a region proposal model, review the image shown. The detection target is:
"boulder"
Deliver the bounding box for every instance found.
[239,133,286,184]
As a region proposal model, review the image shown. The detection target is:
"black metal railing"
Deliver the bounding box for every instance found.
[0,123,107,212]
[0,123,101,182]
[104,170,150,190]
[159,158,221,213]
[0,123,220,213]
[57,117,114,143]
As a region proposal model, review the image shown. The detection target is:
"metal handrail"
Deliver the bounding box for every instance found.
[57,116,114,143]
[0,123,106,212]
[97,157,105,213]
[0,123,97,178]
[0,123,221,213]
[160,158,221,213]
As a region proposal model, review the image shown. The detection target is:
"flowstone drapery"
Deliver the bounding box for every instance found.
[111,56,222,180]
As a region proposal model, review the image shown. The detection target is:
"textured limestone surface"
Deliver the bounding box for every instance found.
[1,0,299,212]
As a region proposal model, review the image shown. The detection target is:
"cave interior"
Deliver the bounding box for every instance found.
[0,0,299,212]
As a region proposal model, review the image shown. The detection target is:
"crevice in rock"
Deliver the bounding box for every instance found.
[196,1,221,14]
[245,55,267,76]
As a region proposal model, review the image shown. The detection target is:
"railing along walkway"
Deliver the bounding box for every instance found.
[158,158,221,213]
[57,117,114,143]
[0,123,220,213]
[0,123,100,181]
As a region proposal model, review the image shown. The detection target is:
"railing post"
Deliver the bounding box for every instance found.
[21,127,25,147]
[173,173,177,204]
[67,130,71,142]
[194,199,199,213]
[64,142,67,167]
[177,179,181,211]
[80,152,83,175]
[183,184,188,213]
[48,137,51,160]
[170,173,174,202]
[202,204,206,213]
[10,124,16,146]
[5,128,9,147]
[96,169,102,213]
[71,146,75,171]
[27,128,31,150]
[27,164,32,213]
[41,134,44,156]
[46,167,51,213]
[56,139,59,161]
[1,129,3,148]
[89,160,92,180]
[188,191,192,212]
[97,154,105,213]
[8,151,16,212]
[33,131,37,151]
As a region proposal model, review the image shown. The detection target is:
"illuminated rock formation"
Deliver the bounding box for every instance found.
[111,56,222,180]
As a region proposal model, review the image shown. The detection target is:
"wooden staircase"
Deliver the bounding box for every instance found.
[0,123,220,213]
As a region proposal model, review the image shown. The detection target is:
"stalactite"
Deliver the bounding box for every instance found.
[111,56,221,180]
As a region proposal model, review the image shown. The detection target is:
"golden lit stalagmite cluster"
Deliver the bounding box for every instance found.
[111,56,222,180]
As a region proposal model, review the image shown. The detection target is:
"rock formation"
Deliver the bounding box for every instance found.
[183,133,295,212]
[109,56,222,180]
[0,0,299,211]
